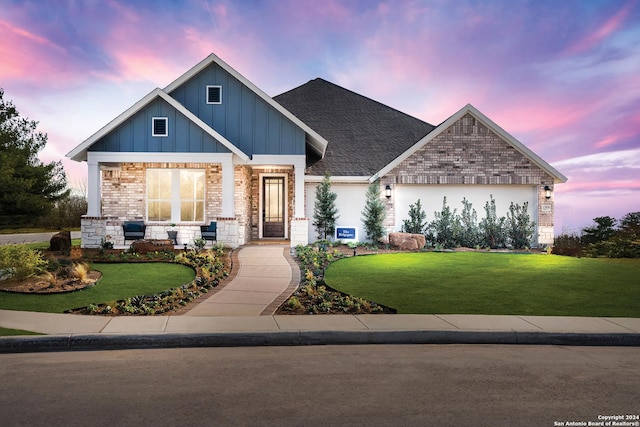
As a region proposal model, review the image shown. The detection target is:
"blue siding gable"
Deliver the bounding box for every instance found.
[88,98,231,154]
[169,63,305,156]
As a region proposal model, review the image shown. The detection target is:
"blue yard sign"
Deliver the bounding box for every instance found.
[336,226,357,242]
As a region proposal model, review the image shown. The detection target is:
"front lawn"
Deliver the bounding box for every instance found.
[0,263,195,313]
[325,252,640,317]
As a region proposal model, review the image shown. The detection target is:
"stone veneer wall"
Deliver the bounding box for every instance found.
[383,113,556,246]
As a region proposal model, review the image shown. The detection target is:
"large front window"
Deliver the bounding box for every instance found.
[147,169,205,222]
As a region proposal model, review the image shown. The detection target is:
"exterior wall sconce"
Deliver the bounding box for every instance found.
[385,185,392,199]
[544,185,552,200]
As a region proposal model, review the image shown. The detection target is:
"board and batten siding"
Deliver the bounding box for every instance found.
[168,63,306,157]
[88,98,231,154]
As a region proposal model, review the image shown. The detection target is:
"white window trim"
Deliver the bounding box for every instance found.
[146,169,205,223]
[206,85,222,104]
[152,117,168,137]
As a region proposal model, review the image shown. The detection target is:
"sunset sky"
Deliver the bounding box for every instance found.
[1,0,638,232]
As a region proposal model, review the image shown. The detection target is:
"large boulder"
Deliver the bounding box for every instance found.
[49,230,71,253]
[389,232,426,251]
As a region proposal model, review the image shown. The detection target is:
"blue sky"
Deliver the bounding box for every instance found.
[1,0,639,231]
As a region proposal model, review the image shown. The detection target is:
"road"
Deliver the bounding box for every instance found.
[1,344,638,426]
[0,231,81,245]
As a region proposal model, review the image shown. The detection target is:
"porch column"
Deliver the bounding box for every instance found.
[221,155,234,218]
[293,158,306,218]
[86,155,101,217]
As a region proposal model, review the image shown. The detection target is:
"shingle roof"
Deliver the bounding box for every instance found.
[274,78,435,176]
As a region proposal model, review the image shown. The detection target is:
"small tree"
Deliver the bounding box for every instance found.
[506,201,535,249]
[361,179,386,242]
[401,199,427,234]
[429,196,457,248]
[456,197,480,248]
[312,172,339,240]
[479,195,506,248]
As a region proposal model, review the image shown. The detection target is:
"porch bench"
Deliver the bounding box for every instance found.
[122,221,146,242]
[200,222,217,242]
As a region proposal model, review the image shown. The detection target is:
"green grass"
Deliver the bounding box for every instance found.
[0,263,195,313]
[0,327,43,336]
[325,252,640,317]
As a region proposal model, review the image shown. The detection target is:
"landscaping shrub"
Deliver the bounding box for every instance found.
[506,201,535,249]
[455,197,481,248]
[401,199,427,234]
[428,196,457,248]
[479,195,507,248]
[552,232,583,256]
[0,245,48,280]
[280,244,389,314]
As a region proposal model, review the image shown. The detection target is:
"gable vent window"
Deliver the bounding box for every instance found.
[152,117,168,137]
[206,85,222,104]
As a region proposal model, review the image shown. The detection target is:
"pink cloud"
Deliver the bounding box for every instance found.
[566,1,636,54]
[0,19,68,83]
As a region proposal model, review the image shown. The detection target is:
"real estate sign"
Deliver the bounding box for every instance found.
[336,226,357,242]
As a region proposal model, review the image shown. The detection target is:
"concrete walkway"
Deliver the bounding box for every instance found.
[185,244,298,316]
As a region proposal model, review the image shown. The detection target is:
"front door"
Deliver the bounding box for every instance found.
[263,177,285,238]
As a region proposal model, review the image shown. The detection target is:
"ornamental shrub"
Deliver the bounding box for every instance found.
[506,201,535,249]
[401,199,427,234]
[0,245,49,279]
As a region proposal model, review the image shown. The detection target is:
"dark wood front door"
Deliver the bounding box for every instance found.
[263,177,285,238]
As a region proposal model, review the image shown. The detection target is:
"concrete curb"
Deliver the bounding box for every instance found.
[2,330,639,353]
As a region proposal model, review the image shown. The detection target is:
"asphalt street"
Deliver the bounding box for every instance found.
[0,231,81,245]
[1,344,638,426]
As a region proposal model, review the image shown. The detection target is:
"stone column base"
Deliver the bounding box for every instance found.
[538,225,554,247]
[216,217,241,248]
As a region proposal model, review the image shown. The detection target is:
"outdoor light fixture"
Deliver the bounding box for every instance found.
[385,184,392,199]
[544,185,552,200]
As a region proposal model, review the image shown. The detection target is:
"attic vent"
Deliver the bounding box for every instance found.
[206,85,222,104]
[152,117,168,137]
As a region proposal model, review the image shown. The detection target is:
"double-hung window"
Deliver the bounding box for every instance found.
[147,169,205,222]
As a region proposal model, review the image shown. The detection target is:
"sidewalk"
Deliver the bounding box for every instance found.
[1,243,640,352]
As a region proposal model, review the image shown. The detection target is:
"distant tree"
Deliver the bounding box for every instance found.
[401,199,427,234]
[479,195,506,248]
[618,212,640,239]
[312,172,339,240]
[581,216,617,245]
[361,179,386,242]
[0,88,68,228]
[506,201,535,249]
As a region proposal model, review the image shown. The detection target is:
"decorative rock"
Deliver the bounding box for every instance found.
[49,230,71,253]
[388,232,426,250]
